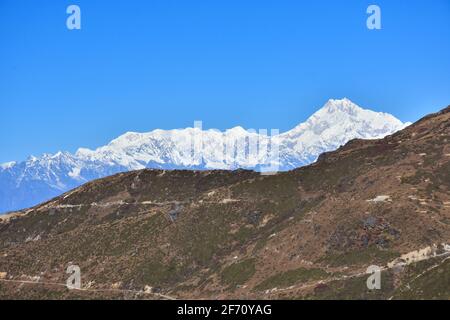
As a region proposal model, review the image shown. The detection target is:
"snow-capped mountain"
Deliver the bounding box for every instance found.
[0,98,410,213]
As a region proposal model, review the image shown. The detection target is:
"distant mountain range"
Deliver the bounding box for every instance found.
[0,98,410,213]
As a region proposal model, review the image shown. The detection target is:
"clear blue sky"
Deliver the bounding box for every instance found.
[1,0,449,163]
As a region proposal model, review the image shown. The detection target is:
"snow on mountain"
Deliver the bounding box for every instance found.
[0,162,16,170]
[276,98,411,167]
[0,98,410,213]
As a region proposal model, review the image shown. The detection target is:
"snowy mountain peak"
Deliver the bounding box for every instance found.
[285,98,404,139]
[322,97,359,113]
[108,131,144,148]
[225,126,248,134]
[0,161,16,170]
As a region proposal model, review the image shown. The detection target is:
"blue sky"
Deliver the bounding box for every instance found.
[1,0,449,163]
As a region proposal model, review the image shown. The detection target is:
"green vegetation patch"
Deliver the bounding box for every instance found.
[305,270,395,300]
[255,268,329,291]
[319,246,399,267]
[134,259,180,287]
[220,258,256,286]
[392,256,450,299]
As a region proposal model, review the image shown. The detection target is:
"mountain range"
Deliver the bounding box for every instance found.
[0,104,448,299]
[0,98,410,213]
